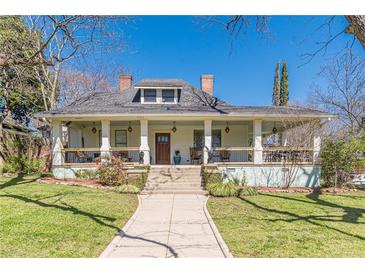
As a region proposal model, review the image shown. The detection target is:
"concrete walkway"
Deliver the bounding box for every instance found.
[100,194,229,258]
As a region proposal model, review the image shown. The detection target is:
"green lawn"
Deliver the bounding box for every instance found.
[0,174,138,258]
[207,191,365,257]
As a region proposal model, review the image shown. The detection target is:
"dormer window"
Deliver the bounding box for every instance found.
[144,89,157,103]
[140,88,178,104]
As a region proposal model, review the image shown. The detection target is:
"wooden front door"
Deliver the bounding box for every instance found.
[155,133,170,164]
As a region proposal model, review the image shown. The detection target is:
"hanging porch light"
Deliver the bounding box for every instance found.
[128,121,133,132]
[272,122,277,134]
[172,121,177,133]
[91,122,97,134]
[225,121,230,133]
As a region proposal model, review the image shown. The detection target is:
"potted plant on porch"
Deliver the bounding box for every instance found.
[173,150,182,165]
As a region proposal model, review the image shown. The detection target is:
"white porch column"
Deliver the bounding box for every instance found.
[253,120,263,164]
[281,131,289,146]
[140,119,150,165]
[313,129,321,164]
[100,120,111,162]
[51,120,64,166]
[203,120,212,164]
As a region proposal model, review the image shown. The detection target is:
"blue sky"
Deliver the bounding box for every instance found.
[88,16,363,106]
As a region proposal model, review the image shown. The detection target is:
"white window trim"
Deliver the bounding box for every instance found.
[140,88,178,104]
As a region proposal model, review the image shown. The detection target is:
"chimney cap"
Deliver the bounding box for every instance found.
[200,74,214,78]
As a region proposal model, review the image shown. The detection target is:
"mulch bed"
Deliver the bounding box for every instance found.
[320,187,357,193]
[38,177,115,191]
[255,186,357,194]
[256,187,315,193]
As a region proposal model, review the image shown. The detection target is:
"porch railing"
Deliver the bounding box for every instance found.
[210,147,254,163]
[263,147,314,164]
[64,148,101,164]
[110,147,142,163]
[63,147,143,165]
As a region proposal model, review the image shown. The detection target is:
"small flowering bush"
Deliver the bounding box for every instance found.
[97,157,127,186]
[116,184,141,194]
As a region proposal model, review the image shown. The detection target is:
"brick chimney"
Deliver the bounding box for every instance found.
[119,75,133,92]
[200,74,214,96]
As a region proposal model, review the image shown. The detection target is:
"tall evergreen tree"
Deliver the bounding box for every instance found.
[272,61,281,106]
[280,61,289,106]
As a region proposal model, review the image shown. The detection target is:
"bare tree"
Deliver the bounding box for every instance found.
[263,117,321,188]
[217,16,364,65]
[25,16,128,111]
[58,68,114,108]
[313,48,365,134]
[1,16,129,166]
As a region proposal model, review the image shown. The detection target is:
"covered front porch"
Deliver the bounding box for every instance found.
[51,117,321,168]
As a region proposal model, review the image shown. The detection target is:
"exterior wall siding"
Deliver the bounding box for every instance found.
[218,165,321,188]
[148,124,249,164]
[68,124,141,148]
[53,166,97,179]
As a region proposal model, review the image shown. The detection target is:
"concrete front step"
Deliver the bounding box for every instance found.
[141,189,208,195]
[146,183,202,187]
[148,174,202,178]
[144,166,203,195]
[148,172,201,177]
[144,185,204,191]
[148,176,201,183]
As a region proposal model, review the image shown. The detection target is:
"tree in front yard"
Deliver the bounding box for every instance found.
[280,61,289,106]
[272,61,281,106]
[313,48,365,135]
[0,16,46,165]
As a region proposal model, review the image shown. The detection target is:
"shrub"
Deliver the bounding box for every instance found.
[40,172,54,178]
[202,167,222,185]
[97,157,127,186]
[115,184,140,194]
[23,158,44,174]
[75,169,98,179]
[321,138,361,187]
[2,156,44,174]
[206,182,238,197]
[227,171,248,187]
[238,186,258,197]
[2,159,19,174]
[127,173,148,190]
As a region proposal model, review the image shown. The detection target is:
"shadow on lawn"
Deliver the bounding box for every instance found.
[238,194,365,241]
[0,193,117,227]
[0,191,178,257]
[0,174,38,190]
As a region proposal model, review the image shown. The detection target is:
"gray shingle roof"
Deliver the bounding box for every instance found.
[134,78,188,87]
[37,78,332,118]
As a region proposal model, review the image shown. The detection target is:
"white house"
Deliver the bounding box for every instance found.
[36,74,334,187]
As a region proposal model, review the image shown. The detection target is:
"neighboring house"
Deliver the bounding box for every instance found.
[36,74,334,187]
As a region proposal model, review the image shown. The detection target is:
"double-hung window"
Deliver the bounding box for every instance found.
[144,89,157,103]
[162,89,175,103]
[115,130,127,147]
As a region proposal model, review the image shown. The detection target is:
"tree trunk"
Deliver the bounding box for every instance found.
[0,120,4,167]
[345,15,365,48]
[0,107,9,167]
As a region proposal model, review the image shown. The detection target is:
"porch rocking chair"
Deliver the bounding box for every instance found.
[76,151,87,163]
[219,150,231,162]
[190,147,202,165]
